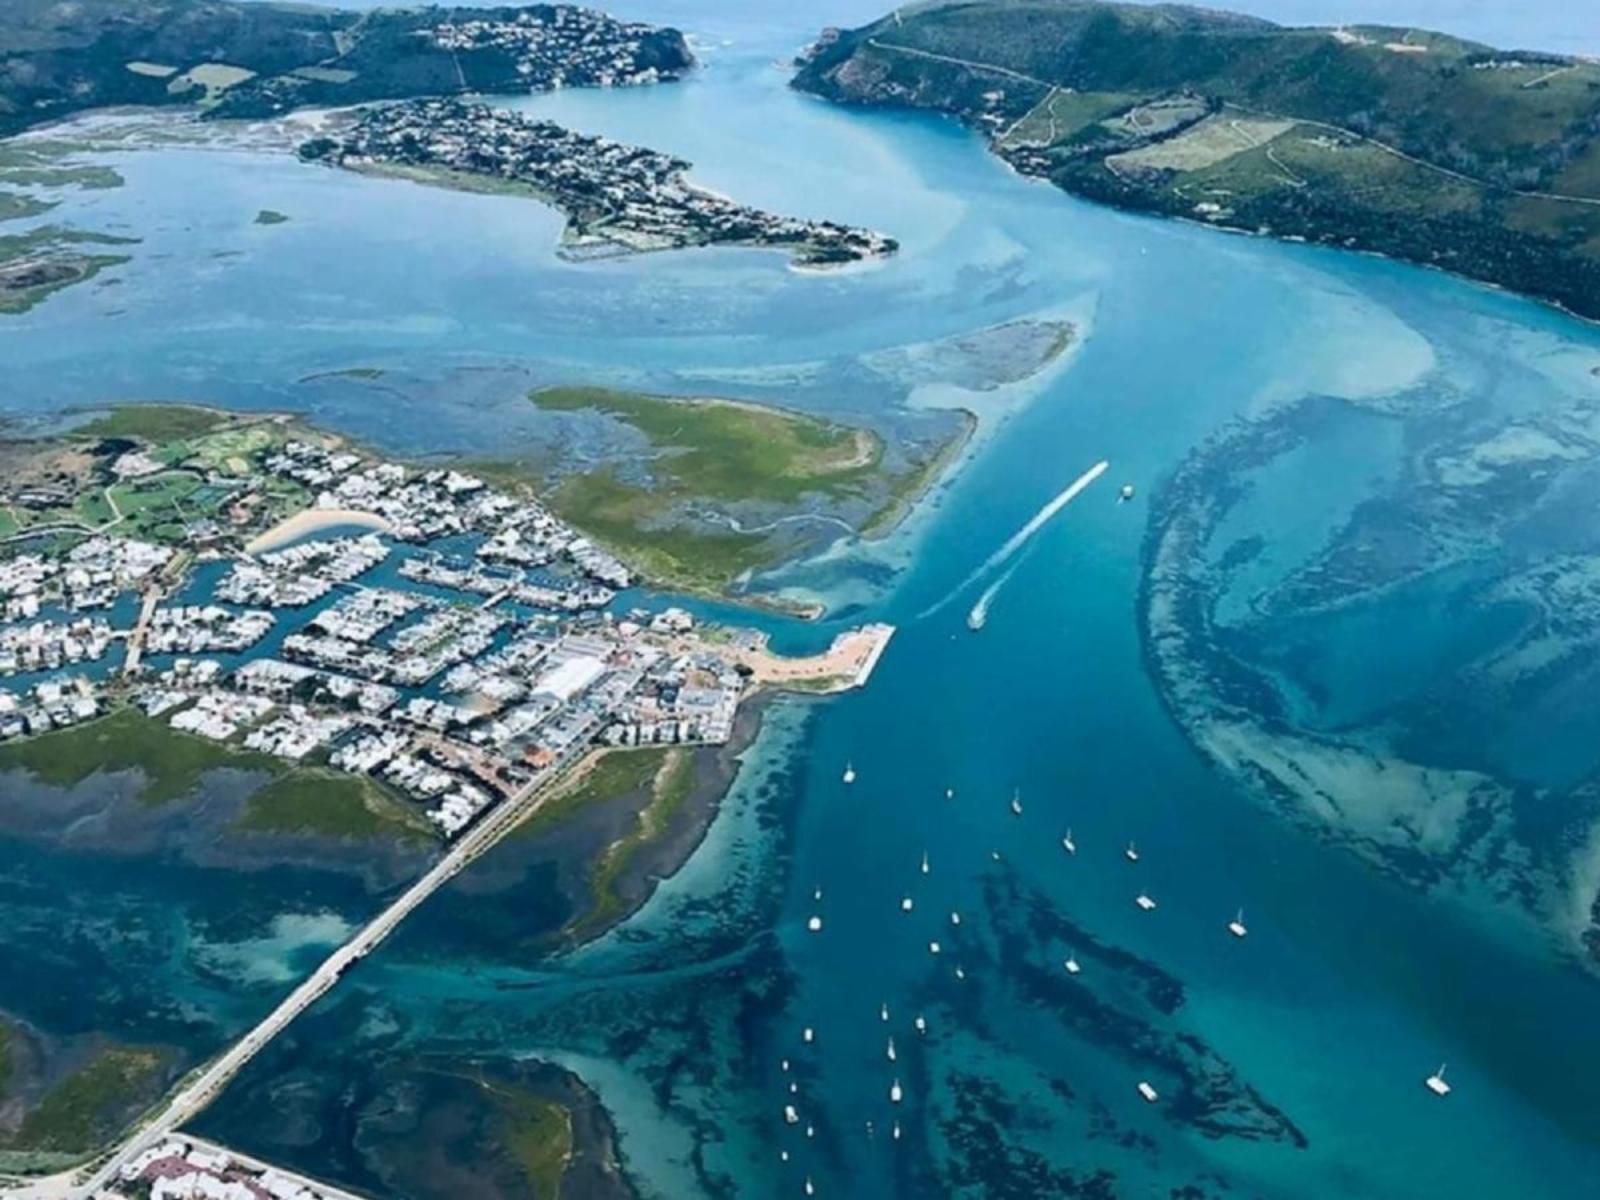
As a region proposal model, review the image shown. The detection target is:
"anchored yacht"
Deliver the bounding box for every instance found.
[1135,893,1157,911]
[842,762,856,785]
[1062,829,1076,855]
[1228,908,1248,938]
[1426,1065,1452,1096]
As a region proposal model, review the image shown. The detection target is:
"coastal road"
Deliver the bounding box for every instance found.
[13,753,584,1200]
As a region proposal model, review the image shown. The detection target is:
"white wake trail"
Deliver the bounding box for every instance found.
[920,459,1109,620]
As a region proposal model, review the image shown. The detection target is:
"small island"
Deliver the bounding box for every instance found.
[299,99,899,267]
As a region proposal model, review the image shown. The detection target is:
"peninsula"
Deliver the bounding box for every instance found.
[0,1,693,136]
[299,100,899,266]
[793,0,1600,319]
[0,403,894,1187]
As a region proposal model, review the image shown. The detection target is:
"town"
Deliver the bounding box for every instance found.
[0,411,893,840]
[299,99,899,266]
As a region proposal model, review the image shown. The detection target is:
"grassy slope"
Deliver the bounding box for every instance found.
[532,386,886,592]
[795,0,1600,317]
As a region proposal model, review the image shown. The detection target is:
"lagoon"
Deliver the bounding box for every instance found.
[6,2,1600,1197]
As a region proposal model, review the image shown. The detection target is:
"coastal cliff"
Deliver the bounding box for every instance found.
[793,0,1600,320]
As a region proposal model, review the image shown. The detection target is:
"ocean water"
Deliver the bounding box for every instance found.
[7,3,1600,1197]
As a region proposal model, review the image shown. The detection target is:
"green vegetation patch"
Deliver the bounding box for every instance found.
[516,746,670,840]
[73,404,225,444]
[237,769,432,841]
[8,1046,165,1155]
[0,708,282,805]
[532,386,887,591]
[576,749,694,937]
[0,191,55,223]
[532,386,882,504]
[545,468,773,594]
[495,1084,574,1199]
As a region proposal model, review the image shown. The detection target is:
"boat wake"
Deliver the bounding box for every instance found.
[966,561,1018,630]
[921,459,1109,621]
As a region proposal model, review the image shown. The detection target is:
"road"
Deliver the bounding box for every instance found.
[4,744,588,1200]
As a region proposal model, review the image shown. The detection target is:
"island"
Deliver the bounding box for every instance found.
[299,99,898,267]
[0,1,694,137]
[793,0,1600,320]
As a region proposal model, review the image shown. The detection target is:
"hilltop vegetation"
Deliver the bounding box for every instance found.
[794,0,1600,317]
[0,0,693,137]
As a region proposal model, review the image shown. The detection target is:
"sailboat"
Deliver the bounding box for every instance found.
[901,896,914,912]
[1062,829,1076,855]
[929,940,942,955]
[1135,893,1157,911]
[803,1026,815,1044]
[1426,1064,1452,1096]
[892,1120,902,1141]
[945,787,954,800]
[914,1015,927,1035]
[950,911,961,926]
[886,1036,897,1062]
[920,851,930,875]
[804,1177,815,1197]
[889,1079,903,1104]
[1010,789,1024,816]
[1125,841,1139,863]
[842,762,856,785]
[880,1002,890,1022]
[1064,953,1081,975]
[807,915,823,933]
[1227,908,1248,938]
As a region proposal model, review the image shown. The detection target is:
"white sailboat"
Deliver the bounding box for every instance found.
[1064,953,1081,975]
[1227,908,1248,938]
[945,787,954,800]
[807,915,823,933]
[1010,789,1024,816]
[1426,1064,1452,1096]
[901,896,914,912]
[892,1120,902,1141]
[804,1177,815,1197]
[803,1026,815,1044]
[950,911,961,926]
[1135,893,1157,911]
[886,1036,897,1063]
[784,1104,800,1125]
[1137,1081,1159,1103]
[1125,841,1139,863]
[889,1079,903,1104]
[920,851,930,875]
[842,762,856,785]
[880,1002,890,1022]
[1062,829,1076,855]
[929,940,942,955]
[914,1015,927,1035]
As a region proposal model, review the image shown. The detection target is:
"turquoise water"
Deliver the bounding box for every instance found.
[7,4,1600,1197]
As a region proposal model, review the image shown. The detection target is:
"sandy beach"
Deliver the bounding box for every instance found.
[722,622,896,692]
[244,507,393,555]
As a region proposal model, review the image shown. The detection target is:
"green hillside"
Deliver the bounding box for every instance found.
[794,0,1600,317]
[0,0,693,136]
